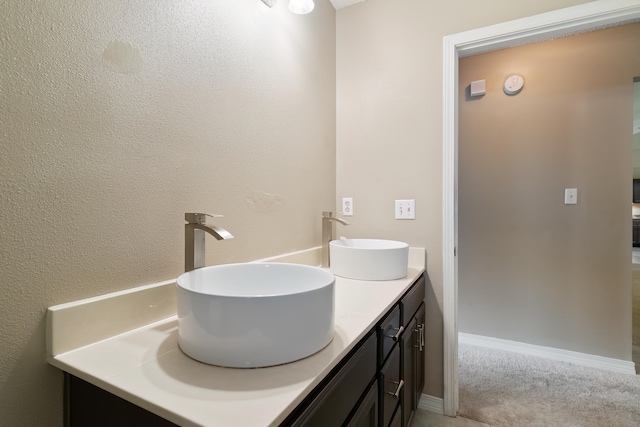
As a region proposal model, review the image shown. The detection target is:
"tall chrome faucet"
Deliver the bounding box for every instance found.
[322,211,349,268]
[185,213,234,272]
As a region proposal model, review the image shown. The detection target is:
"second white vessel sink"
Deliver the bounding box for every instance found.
[176,262,335,368]
[330,238,409,281]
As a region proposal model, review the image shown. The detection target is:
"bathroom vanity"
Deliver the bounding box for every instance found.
[48,249,426,427]
[275,273,424,427]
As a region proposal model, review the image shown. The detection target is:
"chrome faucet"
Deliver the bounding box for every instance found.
[185,213,234,272]
[322,211,349,268]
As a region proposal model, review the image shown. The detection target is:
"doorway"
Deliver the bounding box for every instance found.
[442,1,640,417]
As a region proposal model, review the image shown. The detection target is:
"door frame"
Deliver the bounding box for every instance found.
[442,0,640,416]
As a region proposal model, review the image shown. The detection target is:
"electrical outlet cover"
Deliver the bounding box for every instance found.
[342,198,353,216]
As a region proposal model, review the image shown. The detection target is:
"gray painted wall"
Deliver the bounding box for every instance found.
[458,23,640,361]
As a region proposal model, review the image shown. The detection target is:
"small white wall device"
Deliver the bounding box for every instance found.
[503,74,524,95]
[470,80,486,97]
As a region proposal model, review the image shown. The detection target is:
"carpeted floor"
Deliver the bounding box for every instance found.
[456,253,640,426]
[458,343,640,426]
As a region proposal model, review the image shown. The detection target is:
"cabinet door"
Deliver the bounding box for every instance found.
[347,381,378,427]
[289,332,377,427]
[401,316,417,427]
[414,304,426,406]
[401,303,425,427]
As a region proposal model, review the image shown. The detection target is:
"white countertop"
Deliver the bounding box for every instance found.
[47,248,425,427]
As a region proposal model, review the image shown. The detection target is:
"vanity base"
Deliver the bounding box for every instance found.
[64,374,177,427]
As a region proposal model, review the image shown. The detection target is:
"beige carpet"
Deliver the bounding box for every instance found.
[458,343,640,426]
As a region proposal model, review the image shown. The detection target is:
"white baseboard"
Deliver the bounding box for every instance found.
[459,332,636,375]
[418,394,443,414]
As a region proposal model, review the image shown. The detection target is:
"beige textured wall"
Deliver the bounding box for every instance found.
[0,1,335,425]
[335,0,593,398]
[458,24,640,360]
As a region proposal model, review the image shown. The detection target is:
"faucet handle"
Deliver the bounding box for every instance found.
[185,213,224,224]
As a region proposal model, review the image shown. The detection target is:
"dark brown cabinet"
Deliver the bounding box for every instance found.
[379,344,402,427]
[379,305,402,364]
[378,274,426,427]
[64,375,178,427]
[288,332,378,427]
[413,305,426,409]
[377,303,403,427]
[401,304,425,427]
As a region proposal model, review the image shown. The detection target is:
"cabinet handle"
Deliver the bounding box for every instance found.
[414,324,425,351]
[387,379,405,400]
[386,325,404,342]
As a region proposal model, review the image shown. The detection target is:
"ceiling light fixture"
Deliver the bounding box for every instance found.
[261,0,276,7]
[289,0,315,14]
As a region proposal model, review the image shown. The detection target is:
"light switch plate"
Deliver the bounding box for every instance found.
[564,188,577,205]
[395,199,416,219]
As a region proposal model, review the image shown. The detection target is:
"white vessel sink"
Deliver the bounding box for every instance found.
[329,239,409,281]
[176,262,335,368]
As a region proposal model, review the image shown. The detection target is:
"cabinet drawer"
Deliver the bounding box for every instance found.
[290,332,377,427]
[379,344,402,427]
[378,305,401,365]
[401,275,425,326]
